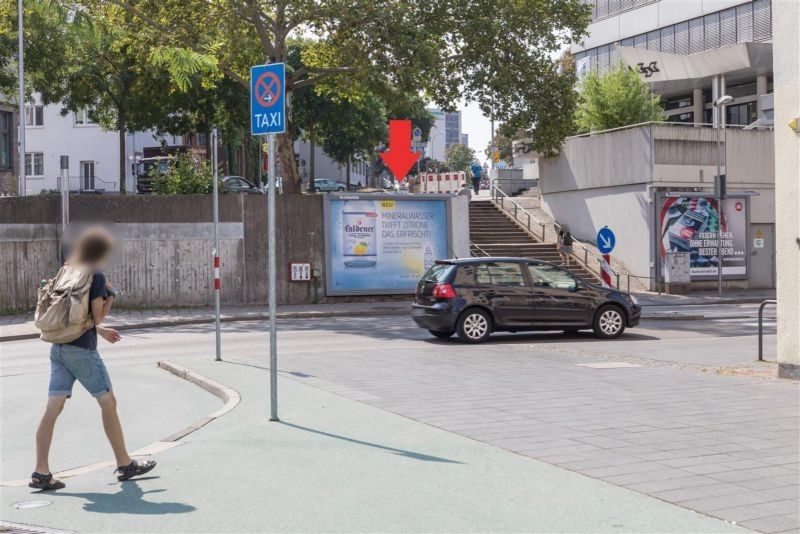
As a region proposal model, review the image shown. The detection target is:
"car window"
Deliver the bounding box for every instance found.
[421,264,454,283]
[527,263,576,290]
[476,262,526,287]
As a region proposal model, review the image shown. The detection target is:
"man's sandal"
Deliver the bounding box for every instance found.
[29,472,65,490]
[115,459,156,481]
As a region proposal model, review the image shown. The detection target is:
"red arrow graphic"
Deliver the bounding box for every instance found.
[380,120,421,182]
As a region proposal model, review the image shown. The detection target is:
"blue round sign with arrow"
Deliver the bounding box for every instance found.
[597,227,616,254]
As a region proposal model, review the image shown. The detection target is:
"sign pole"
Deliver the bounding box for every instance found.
[17,0,25,196]
[250,61,285,421]
[267,133,278,421]
[212,127,221,361]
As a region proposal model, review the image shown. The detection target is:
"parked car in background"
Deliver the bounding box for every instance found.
[312,178,345,192]
[222,176,264,194]
[411,257,641,343]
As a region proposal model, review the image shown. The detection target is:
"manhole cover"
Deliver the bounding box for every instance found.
[576,362,642,369]
[11,501,51,510]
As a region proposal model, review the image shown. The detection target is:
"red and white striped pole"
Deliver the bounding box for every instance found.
[213,251,220,290]
[601,254,613,288]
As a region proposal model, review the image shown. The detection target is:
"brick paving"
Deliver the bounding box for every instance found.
[247,318,799,533]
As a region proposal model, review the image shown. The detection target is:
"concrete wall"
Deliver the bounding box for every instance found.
[0,193,469,311]
[540,184,654,280]
[772,0,800,378]
[538,123,775,290]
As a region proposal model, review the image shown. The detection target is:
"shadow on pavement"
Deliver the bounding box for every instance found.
[52,479,195,515]
[423,331,661,345]
[281,422,464,464]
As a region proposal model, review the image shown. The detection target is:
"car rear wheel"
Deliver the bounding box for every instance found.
[457,308,492,343]
[593,305,626,339]
[428,330,454,339]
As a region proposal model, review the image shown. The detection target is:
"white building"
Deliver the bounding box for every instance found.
[23,98,183,194]
[772,0,799,379]
[294,141,370,188]
[423,108,463,162]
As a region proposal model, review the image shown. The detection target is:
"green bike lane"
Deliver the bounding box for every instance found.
[2,355,747,533]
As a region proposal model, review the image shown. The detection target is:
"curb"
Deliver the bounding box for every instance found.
[156,360,241,441]
[0,361,240,488]
[0,307,410,342]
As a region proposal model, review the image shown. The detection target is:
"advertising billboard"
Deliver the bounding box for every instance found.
[659,196,748,278]
[325,195,450,295]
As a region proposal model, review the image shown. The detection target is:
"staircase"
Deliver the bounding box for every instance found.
[469,201,598,281]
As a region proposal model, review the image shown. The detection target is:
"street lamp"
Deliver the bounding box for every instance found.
[713,94,733,297]
[17,0,25,196]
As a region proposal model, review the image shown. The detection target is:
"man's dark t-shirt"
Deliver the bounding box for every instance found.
[67,272,107,350]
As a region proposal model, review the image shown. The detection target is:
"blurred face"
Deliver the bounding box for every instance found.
[71,226,115,268]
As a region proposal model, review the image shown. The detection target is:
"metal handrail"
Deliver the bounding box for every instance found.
[469,242,491,257]
[758,299,777,362]
[490,180,606,276]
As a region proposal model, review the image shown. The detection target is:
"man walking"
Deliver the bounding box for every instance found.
[470,160,483,195]
[30,227,156,490]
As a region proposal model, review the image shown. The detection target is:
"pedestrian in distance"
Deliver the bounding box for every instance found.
[558,226,574,267]
[469,160,482,195]
[30,227,156,490]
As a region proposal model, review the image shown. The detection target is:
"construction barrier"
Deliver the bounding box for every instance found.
[419,172,467,194]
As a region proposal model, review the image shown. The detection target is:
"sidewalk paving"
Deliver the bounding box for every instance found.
[0,288,777,342]
[0,357,749,533]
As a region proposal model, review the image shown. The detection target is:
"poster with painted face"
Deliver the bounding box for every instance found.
[660,197,747,278]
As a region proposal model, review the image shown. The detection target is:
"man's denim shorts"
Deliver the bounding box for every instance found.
[49,344,113,398]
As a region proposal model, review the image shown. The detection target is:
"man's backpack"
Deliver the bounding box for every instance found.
[35,265,95,344]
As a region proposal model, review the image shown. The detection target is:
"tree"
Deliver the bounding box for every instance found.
[575,62,665,133]
[89,0,589,193]
[484,124,526,163]
[445,143,475,173]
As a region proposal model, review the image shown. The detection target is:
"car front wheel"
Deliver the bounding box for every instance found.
[593,305,626,339]
[457,308,492,343]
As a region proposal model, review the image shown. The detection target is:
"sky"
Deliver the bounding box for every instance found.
[460,100,493,165]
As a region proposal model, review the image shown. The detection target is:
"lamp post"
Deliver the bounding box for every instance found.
[17,0,25,196]
[713,94,733,297]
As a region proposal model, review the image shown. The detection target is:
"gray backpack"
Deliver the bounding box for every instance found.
[35,265,95,343]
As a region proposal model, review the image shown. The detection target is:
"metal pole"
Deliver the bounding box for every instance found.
[17,0,25,196]
[758,299,776,361]
[212,128,221,361]
[59,156,68,259]
[268,133,278,421]
[715,98,723,298]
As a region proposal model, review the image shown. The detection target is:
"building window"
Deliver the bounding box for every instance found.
[25,105,43,127]
[74,108,95,126]
[667,112,694,123]
[578,0,772,76]
[0,112,11,170]
[664,95,693,111]
[727,102,757,126]
[25,152,44,177]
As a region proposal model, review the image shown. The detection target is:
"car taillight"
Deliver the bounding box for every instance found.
[432,283,456,299]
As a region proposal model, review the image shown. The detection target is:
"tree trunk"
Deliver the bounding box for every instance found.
[346,158,351,190]
[117,121,127,194]
[277,131,300,193]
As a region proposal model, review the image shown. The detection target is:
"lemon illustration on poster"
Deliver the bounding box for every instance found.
[328,197,448,293]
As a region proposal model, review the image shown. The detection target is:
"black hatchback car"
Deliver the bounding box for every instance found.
[411,257,641,343]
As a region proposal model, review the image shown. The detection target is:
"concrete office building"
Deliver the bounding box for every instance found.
[772,0,799,378]
[423,109,463,161]
[573,0,774,127]
[520,0,780,293]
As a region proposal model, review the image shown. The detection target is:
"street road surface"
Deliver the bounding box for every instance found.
[1,304,795,533]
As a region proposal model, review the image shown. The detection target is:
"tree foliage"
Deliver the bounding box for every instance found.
[151,151,214,194]
[83,0,590,192]
[575,62,665,133]
[445,143,475,173]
